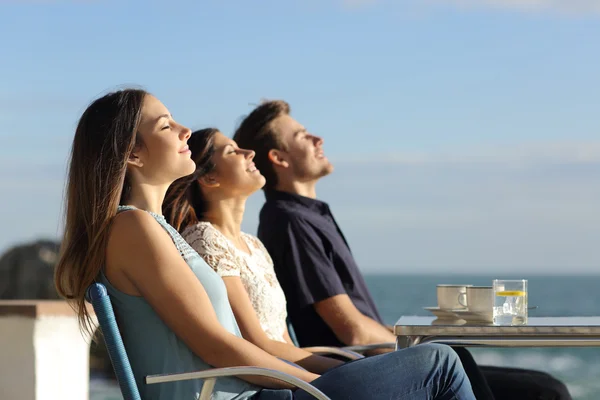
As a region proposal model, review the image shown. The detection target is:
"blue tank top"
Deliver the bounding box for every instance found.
[98,205,259,400]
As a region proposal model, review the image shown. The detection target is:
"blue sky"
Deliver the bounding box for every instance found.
[1,0,599,273]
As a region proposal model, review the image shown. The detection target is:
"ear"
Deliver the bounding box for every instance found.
[126,149,143,168]
[268,149,289,168]
[198,174,220,189]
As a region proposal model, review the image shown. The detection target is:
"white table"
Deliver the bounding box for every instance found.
[394,316,600,349]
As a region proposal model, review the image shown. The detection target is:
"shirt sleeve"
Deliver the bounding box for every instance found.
[281,217,346,308]
[184,224,241,277]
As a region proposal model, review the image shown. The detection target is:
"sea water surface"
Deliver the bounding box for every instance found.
[91,274,600,399]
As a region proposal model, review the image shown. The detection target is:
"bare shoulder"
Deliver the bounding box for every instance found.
[110,210,167,247]
[107,209,179,272]
[111,208,157,230]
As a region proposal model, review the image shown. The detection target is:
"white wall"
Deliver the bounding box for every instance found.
[35,316,91,400]
[0,309,93,400]
[0,317,36,400]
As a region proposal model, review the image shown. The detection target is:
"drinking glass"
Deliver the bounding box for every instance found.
[493,279,527,325]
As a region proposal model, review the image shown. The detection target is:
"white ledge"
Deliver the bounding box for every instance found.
[0,300,95,400]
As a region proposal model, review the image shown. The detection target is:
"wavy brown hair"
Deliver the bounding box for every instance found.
[54,88,147,335]
[163,128,219,232]
[233,100,289,190]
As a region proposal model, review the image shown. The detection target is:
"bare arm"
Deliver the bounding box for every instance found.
[106,211,319,388]
[223,277,343,374]
[314,294,395,353]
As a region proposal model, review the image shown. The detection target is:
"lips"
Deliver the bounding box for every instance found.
[179,145,190,154]
[246,162,257,172]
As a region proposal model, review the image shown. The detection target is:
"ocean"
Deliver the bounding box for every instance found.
[90,274,600,400]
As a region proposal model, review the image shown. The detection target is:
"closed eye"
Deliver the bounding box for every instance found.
[161,125,170,131]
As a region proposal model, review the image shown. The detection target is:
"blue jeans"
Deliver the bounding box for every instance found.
[253,344,474,400]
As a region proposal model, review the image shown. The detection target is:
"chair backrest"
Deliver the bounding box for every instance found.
[86,283,142,400]
[286,317,300,347]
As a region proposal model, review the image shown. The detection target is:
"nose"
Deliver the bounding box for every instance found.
[313,134,323,146]
[180,124,191,140]
[245,149,255,160]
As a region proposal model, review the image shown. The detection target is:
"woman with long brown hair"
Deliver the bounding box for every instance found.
[164,128,345,375]
[54,89,473,399]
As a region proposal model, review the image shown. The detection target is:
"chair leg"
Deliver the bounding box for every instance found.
[198,378,216,400]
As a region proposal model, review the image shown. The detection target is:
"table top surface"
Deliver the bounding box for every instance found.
[394,316,600,336]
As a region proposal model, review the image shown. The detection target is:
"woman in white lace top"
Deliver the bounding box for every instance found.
[163,128,343,374]
[183,222,289,343]
[162,129,478,400]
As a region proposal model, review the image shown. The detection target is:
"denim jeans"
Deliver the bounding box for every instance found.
[252,343,475,400]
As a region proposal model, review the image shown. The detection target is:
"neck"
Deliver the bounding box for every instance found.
[274,179,318,199]
[201,196,247,239]
[125,182,170,215]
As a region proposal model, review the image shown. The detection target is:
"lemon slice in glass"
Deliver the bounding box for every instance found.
[495,290,526,297]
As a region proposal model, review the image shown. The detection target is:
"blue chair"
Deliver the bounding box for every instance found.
[86,283,331,400]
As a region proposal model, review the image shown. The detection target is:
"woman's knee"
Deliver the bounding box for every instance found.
[429,343,459,358]
[378,343,462,376]
[407,343,460,365]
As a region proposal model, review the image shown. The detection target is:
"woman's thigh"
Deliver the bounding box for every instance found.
[294,343,459,400]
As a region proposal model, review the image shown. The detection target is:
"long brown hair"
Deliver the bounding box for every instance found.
[163,128,219,232]
[233,100,289,190]
[54,88,147,335]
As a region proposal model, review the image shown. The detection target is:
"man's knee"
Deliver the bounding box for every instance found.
[522,371,571,399]
[482,366,572,400]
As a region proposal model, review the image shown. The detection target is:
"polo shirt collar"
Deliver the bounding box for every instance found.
[265,189,329,215]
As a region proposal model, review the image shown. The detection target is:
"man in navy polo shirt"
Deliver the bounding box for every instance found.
[233,100,570,400]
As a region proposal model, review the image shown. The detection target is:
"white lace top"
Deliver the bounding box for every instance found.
[182,221,288,343]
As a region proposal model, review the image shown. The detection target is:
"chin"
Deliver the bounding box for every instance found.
[247,175,265,193]
[321,163,334,177]
[258,174,267,188]
[183,160,196,176]
[251,174,266,192]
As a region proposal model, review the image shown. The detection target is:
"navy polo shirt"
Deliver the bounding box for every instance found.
[257,189,384,347]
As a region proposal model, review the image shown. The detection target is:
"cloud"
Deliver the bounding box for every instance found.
[245,142,600,272]
[0,0,97,3]
[316,157,600,273]
[3,141,600,273]
[333,141,600,166]
[428,0,600,14]
[340,0,379,8]
[340,0,600,15]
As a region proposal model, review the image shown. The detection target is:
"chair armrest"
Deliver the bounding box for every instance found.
[341,342,396,353]
[301,346,364,360]
[146,366,330,400]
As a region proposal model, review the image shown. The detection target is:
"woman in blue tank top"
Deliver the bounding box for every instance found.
[54,88,475,400]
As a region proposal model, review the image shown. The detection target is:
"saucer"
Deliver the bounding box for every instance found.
[432,317,467,326]
[424,306,465,320]
[452,309,493,324]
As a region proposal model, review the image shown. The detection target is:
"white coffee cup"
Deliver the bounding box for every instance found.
[437,284,471,310]
[460,286,494,320]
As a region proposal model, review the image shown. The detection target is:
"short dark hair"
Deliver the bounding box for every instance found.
[233,100,290,190]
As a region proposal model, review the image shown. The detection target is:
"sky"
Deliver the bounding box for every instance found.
[0,0,599,273]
